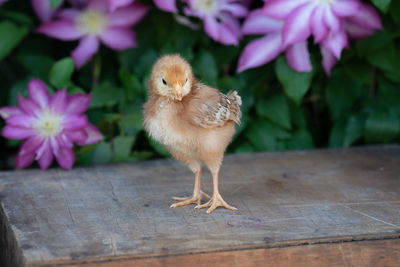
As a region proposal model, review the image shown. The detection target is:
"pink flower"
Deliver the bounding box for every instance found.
[183,0,249,45]
[0,79,103,170]
[237,9,312,72]
[37,0,149,68]
[238,0,381,75]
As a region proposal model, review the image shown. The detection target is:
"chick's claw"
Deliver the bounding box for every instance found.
[195,193,237,214]
[170,191,210,208]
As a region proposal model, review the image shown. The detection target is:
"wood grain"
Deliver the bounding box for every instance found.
[0,146,399,266]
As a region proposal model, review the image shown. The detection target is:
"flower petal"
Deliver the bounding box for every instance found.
[58,8,80,22]
[50,89,68,114]
[263,0,307,20]
[242,9,283,35]
[55,146,75,170]
[31,0,54,22]
[57,134,73,148]
[16,151,36,169]
[285,41,312,72]
[6,114,35,128]
[321,46,337,76]
[109,0,134,11]
[65,129,88,144]
[219,13,241,45]
[99,27,136,50]
[344,21,375,39]
[323,29,348,59]
[63,114,88,130]
[237,33,283,72]
[37,140,54,170]
[71,36,100,69]
[282,3,315,47]
[310,6,328,43]
[2,125,34,140]
[347,4,382,30]
[88,0,109,12]
[28,78,50,108]
[331,0,361,17]
[37,21,83,41]
[0,106,22,119]
[204,16,220,42]
[66,93,91,114]
[19,135,43,155]
[109,3,149,26]
[16,136,43,168]
[323,5,340,34]
[153,0,177,13]
[77,123,103,145]
[18,96,40,117]
[221,3,248,18]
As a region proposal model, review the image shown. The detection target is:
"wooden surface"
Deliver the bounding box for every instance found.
[0,146,399,266]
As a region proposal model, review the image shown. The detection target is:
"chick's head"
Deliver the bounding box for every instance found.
[149,55,193,101]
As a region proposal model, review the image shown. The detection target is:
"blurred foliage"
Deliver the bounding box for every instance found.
[0,0,399,169]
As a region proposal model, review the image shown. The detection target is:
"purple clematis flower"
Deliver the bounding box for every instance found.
[237,9,312,73]
[238,0,381,75]
[0,79,103,170]
[38,0,148,68]
[183,0,249,45]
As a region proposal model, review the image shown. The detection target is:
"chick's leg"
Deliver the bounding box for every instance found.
[195,168,237,214]
[170,165,210,208]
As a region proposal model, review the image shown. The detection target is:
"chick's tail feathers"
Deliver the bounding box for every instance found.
[227,90,242,126]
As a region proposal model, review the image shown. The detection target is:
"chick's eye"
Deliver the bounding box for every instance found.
[185,78,188,83]
[162,78,167,85]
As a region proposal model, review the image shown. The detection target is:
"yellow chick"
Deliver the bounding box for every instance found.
[143,54,241,214]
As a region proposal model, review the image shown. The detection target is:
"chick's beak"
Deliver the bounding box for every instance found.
[174,84,183,101]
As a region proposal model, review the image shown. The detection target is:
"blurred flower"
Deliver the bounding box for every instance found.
[238,0,381,75]
[237,9,311,72]
[0,0,8,6]
[183,0,248,45]
[38,0,148,68]
[108,0,134,11]
[0,79,103,170]
[31,0,64,22]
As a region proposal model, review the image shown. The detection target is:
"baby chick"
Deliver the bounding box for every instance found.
[143,54,242,214]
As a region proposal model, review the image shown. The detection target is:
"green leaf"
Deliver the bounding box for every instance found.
[0,21,28,60]
[325,69,366,120]
[192,50,218,86]
[90,82,124,108]
[245,119,290,151]
[329,118,347,147]
[119,67,144,100]
[118,112,143,136]
[49,57,75,88]
[371,0,391,13]
[286,129,314,150]
[365,111,400,143]
[390,1,400,25]
[343,113,365,146]
[93,142,113,164]
[275,56,313,105]
[256,93,291,130]
[49,0,63,10]
[18,53,54,79]
[113,136,135,160]
[366,43,396,71]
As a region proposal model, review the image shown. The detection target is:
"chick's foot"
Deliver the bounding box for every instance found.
[195,192,237,214]
[170,191,210,208]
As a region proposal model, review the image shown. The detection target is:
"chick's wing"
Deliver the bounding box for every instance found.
[188,84,242,129]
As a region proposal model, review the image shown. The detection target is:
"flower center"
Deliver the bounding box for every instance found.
[77,8,109,36]
[35,109,63,138]
[192,0,220,16]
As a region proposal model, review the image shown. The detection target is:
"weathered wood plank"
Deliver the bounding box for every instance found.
[0,146,400,266]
